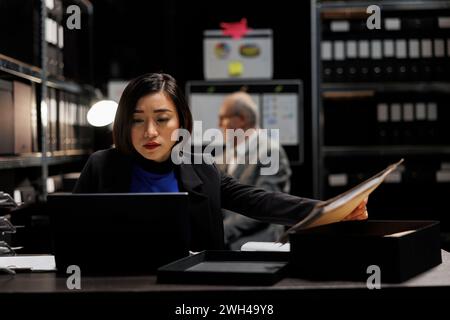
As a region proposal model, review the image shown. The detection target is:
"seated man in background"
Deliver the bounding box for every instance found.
[217,91,292,250]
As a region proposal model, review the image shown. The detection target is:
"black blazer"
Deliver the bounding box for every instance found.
[73,148,319,251]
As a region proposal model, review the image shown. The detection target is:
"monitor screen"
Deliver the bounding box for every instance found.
[186,80,304,163]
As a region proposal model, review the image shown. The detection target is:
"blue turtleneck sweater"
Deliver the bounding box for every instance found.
[129,155,179,193]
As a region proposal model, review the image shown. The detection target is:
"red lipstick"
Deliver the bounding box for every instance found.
[143,142,161,150]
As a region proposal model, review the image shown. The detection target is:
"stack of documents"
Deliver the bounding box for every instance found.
[0,255,56,272]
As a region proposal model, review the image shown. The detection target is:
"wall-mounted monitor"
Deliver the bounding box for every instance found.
[186,80,304,164]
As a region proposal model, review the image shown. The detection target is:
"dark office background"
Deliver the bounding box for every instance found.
[2,1,450,306]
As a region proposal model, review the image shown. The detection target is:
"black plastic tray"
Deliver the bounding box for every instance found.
[157,250,289,285]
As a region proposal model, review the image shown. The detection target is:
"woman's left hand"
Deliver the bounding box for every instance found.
[343,197,369,221]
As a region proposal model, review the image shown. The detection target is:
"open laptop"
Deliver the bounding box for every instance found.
[47,193,190,275]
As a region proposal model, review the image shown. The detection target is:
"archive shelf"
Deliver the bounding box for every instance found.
[0,0,94,199]
[311,0,450,234]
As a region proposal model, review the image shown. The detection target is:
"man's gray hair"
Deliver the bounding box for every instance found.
[229,92,259,128]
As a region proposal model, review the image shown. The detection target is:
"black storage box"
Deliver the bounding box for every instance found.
[289,220,442,283]
[157,250,289,285]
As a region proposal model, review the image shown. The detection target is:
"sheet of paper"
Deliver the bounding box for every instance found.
[0,255,56,271]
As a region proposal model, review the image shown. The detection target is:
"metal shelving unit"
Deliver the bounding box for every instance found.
[311,0,450,199]
[0,0,94,199]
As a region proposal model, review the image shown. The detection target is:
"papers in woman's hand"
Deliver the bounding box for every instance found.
[278,159,404,243]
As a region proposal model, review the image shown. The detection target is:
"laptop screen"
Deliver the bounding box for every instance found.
[47,192,190,275]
